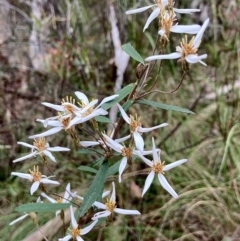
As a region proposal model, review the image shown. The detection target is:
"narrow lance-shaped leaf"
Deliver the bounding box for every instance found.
[101,83,136,110]
[15,203,70,213]
[78,160,109,217]
[122,43,144,64]
[78,166,98,174]
[136,99,195,114]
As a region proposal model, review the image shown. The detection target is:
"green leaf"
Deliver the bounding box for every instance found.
[78,166,97,174]
[136,99,195,114]
[95,116,112,123]
[91,157,105,168]
[107,160,121,177]
[15,203,70,213]
[101,83,136,110]
[78,160,109,217]
[122,43,144,64]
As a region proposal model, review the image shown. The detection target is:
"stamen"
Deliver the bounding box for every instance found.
[69,227,81,238]
[29,166,42,182]
[129,114,141,133]
[152,161,165,174]
[105,199,116,212]
[33,137,46,152]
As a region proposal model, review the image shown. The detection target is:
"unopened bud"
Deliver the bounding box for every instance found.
[136,63,148,79]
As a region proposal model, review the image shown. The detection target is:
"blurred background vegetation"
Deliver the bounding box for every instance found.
[0,0,240,240]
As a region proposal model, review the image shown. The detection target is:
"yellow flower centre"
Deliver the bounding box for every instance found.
[33,137,46,152]
[178,35,198,62]
[152,161,165,174]
[56,197,63,203]
[160,9,176,40]
[59,116,71,129]
[129,114,141,133]
[121,146,133,158]
[62,96,76,115]
[29,166,42,182]
[79,100,95,117]
[69,227,81,239]
[105,199,116,212]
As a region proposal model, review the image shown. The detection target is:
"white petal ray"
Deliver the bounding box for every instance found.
[75,91,89,104]
[41,102,64,111]
[170,24,201,34]
[93,201,106,209]
[151,137,159,163]
[158,174,178,198]
[125,4,156,15]
[133,131,144,151]
[173,8,200,14]
[117,104,130,124]
[9,213,29,225]
[68,116,82,127]
[36,119,61,127]
[80,141,99,147]
[81,219,98,235]
[102,134,122,152]
[64,183,71,200]
[163,159,187,171]
[92,210,111,220]
[97,94,118,108]
[11,172,32,180]
[145,53,181,61]
[138,155,153,167]
[158,29,165,36]
[31,181,40,195]
[142,171,155,197]
[185,54,207,64]
[43,150,56,162]
[17,142,35,148]
[59,235,72,241]
[70,205,78,229]
[199,60,207,66]
[119,157,127,183]
[102,190,110,198]
[29,127,62,139]
[41,192,56,203]
[80,99,98,113]
[77,109,108,123]
[114,208,141,215]
[76,237,84,241]
[193,18,210,48]
[115,134,131,143]
[47,146,70,152]
[13,152,37,163]
[143,7,160,32]
[40,179,60,185]
[110,182,116,202]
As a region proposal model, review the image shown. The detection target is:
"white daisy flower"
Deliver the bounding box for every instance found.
[139,137,187,198]
[41,183,77,216]
[92,182,141,220]
[68,92,118,128]
[9,197,42,225]
[11,166,60,195]
[59,205,98,241]
[126,0,200,32]
[145,18,210,66]
[13,138,70,163]
[117,103,168,152]
[102,134,158,182]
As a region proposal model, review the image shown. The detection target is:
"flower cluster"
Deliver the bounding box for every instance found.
[9,1,210,240]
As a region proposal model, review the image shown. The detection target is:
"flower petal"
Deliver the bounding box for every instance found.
[13,152,37,163]
[158,174,178,198]
[133,131,144,152]
[145,53,181,61]
[193,18,209,48]
[40,179,60,186]
[110,182,116,202]
[143,7,160,32]
[81,219,98,235]
[76,236,84,241]
[92,210,111,220]
[41,102,64,111]
[47,146,70,152]
[93,201,106,209]
[17,142,35,149]
[138,155,153,167]
[170,24,201,34]
[80,141,100,147]
[9,213,29,225]
[117,104,130,124]
[70,205,78,229]
[163,159,187,171]
[11,172,32,180]
[119,157,127,183]
[151,137,159,163]
[31,181,40,195]
[75,91,89,105]
[97,94,119,108]
[125,4,156,15]
[102,190,110,198]
[185,54,207,65]
[41,192,56,203]
[142,171,155,197]
[29,127,62,139]
[115,134,131,143]
[59,234,72,241]
[102,134,122,153]
[43,150,56,162]
[173,8,200,14]
[114,208,141,215]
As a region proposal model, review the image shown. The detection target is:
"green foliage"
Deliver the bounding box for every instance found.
[122,43,144,63]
